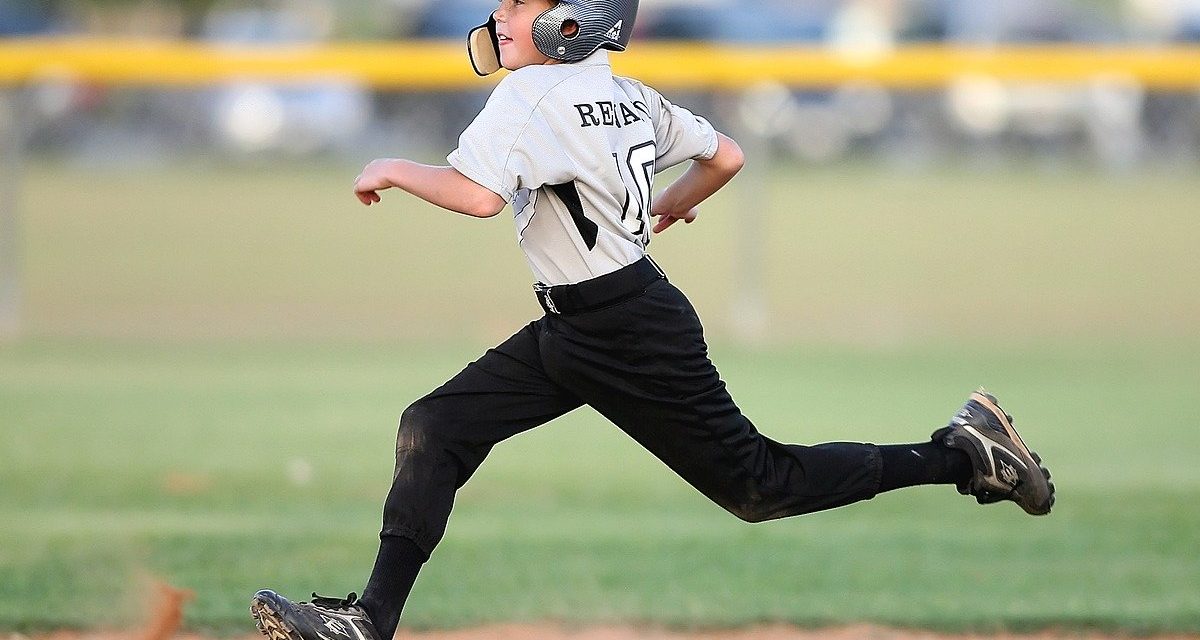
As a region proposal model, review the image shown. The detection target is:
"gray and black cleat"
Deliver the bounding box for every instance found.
[932,388,1055,515]
[250,590,381,640]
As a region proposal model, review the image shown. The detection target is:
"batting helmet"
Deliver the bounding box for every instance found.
[467,0,640,76]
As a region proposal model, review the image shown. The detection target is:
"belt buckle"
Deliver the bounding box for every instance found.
[534,283,559,314]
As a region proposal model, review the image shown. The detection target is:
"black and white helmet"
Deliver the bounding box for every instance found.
[467,0,640,76]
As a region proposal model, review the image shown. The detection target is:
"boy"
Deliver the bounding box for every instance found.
[250,1,1055,639]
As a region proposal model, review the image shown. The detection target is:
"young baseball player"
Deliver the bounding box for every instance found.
[251,1,1055,639]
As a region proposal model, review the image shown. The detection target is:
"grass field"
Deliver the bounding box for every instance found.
[1,159,1198,633]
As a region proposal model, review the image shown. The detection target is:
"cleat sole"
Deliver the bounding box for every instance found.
[250,598,301,640]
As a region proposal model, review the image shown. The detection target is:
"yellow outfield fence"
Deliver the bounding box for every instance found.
[1,37,1200,89]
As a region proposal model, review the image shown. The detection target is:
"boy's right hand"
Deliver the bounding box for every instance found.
[353,159,396,205]
[349,159,505,217]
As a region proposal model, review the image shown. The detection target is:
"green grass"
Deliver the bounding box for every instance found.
[2,340,1198,632]
[2,160,1199,632]
[16,159,1200,343]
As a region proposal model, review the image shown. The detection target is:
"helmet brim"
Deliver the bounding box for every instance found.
[467,17,502,76]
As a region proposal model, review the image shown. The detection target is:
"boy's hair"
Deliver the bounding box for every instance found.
[467,0,640,76]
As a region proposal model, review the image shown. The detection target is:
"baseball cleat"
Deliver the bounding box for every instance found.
[931,388,1055,515]
[250,590,381,640]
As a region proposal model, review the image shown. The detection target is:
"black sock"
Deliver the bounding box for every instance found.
[359,535,428,640]
[877,441,972,493]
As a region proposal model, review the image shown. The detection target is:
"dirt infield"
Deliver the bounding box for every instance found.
[17,585,1198,640]
[21,627,1200,640]
[404,626,1200,640]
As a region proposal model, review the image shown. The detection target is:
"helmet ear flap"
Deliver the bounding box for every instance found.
[467,16,501,76]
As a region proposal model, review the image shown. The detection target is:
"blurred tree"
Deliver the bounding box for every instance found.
[49,0,388,39]
[58,0,228,35]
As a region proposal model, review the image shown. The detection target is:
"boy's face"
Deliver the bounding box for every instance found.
[493,0,560,71]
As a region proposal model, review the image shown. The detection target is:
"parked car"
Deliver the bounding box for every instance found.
[202,6,373,155]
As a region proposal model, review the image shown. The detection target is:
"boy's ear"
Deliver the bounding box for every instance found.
[468,17,502,76]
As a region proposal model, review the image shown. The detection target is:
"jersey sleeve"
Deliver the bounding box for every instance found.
[447,75,572,203]
[644,86,719,173]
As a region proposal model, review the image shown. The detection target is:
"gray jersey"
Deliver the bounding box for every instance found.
[447,50,718,285]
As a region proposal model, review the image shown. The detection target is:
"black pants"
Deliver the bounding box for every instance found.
[381,273,882,556]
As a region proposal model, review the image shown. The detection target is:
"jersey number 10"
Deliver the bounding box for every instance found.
[615,140,656,241]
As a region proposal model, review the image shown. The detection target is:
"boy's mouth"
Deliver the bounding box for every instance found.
[497,33,513,45]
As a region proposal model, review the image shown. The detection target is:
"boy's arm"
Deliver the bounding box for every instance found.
[651,132,745,233]
[354,158,506,218]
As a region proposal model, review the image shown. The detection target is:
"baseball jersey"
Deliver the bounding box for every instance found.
[447,50,719,286]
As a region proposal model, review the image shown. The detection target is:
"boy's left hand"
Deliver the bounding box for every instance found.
[651,206,699,233]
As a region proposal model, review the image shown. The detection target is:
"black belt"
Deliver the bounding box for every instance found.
[534,256,666,316]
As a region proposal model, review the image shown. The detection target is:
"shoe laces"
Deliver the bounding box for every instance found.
[309,592,360,611]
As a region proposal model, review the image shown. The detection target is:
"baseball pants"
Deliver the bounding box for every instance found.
[380,259,883,556]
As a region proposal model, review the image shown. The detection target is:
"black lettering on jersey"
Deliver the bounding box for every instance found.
[631,100,650,117]
[575,103,600,127]
[598,101,616,127]
[619,102,641,127]
[575,101,644,128]
[547,181,598,250]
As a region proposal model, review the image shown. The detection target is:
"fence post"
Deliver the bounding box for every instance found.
[729,128,769,344]
[727,83,791,344]
[0,88,24,340]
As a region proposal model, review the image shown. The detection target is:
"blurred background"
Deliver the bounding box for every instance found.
[4,0,1200,171]
[2,0,1200,343]
[2,0,1199,635]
